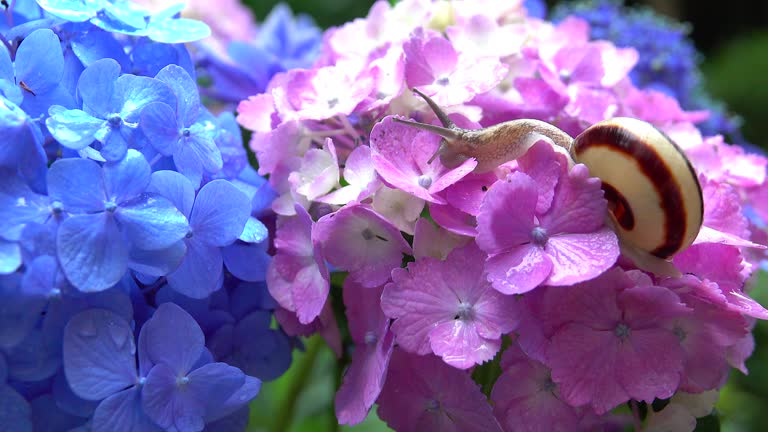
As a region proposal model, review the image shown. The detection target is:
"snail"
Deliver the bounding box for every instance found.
[394,88,703,276]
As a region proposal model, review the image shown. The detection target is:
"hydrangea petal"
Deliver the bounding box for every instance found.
[117,195,189,250]
[92,387,163,432]
[147,170,195,218]
[544,229,619,286]
[141,102,181,156]
[190,180,251,247]
[78,58,121,117]
[57,213,128,292]
[62,309,137,401]
[142,303,205,375]
[0,385,32,432]
[45,109,104,150]
[15,29,64,94]
[47,158,105,213]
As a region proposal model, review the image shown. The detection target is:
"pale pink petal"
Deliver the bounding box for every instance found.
[485,246,551,295]
[412,217,470,260]
[543,229,619,286]
[428,321,499,369]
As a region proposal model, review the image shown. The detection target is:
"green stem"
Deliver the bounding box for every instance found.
[272,336,324,432]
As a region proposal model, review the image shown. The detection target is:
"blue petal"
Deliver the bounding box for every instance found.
[113,74,175,122]
[0,385,33,432]
[166,238,222,299]
[71,29,131,71]
[128,240,186,277]
[29,393,86,432]
[0,43,14,81]
[91,387,163,432]
[146,18,211,44]
[0,270,44,349]
[52,371,99,418]
[190,180,250,247]
[57,213,128,292]
[141,302,204,375]
[99,126,131,161]
[78,58,121,117]
[231,314,292,381]
[5,329,60,382]
[45,108,104,150]
[142,362,242,432]
[154,64,200,125]
[139,102,179,156]
[62,308,137,400]
[117,195,188,250]
[103,149,150,204]
[95,1,148,33]
[147,170,195,219]
[35,0,104,21]
[131,40,195,78]
[0,239,21,274]
[222,242,270,282]
[0,174,49,242]
[203,406,250,432]
[239,217,268,244]
[228,281,278,319]
[14,29,65,94]
[47,157,105,213]
[20,83,77,119]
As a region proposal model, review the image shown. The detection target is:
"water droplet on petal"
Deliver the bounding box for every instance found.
[107,320,130,350]
[77,317,98,338]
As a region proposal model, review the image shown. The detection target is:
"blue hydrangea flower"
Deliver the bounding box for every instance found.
[47,149,189,291]
[62,303,260,432]
[141,65,224,187]
[146,171,251,298]
[201,3,322,104]
[0,28,76,117]
[46,58,176,161]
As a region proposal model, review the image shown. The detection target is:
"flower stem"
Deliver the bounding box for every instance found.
[272,336,324,432]
[630,400,643,431]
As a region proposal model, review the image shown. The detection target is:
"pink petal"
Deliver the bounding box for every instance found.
[476,171,537,255]
[543,229,619,286]
[428,321,499,369]
[485,245,551,295]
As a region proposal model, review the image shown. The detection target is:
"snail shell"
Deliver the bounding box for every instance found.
[394,88,704,271]
[571,118,703,260]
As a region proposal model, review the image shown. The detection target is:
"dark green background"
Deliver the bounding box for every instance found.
[240,1,768,431]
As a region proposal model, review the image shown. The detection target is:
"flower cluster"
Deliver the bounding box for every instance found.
[551,0,747,142]
[0,1,306,430]
[236,0,768,430]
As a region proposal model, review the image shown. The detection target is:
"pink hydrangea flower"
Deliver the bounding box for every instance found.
[491,343,586,431]
[236,93,277,133]
[476,142,619,294]
[272,66,375,121]
[313,203,411,288]
[376,349,503,432]
[412,217,469,260]
[381,242,519,368]
[369,115,477,204]
[446,14,527,58]
[267,205,329,324]
[403,28,508,107]
[334,279,395,425]
[317,145,380,205]
[288,138,340,201]
[672,243,768,320]
[694,175,765,248]
[371,186,425,235]
[544,268,691,414]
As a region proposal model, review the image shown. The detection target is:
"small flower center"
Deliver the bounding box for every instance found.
[107,113,122,127]
[673,325,687,342]
[424,399,440,412]
[455,301,473,321]
[417,174,432,189]
[614,323,631,341]
[436,76,450,86]
[540,377,556,393]
[531,226,548,246]
[364,331,377,346]
[327,97,339,109]
[559,69,571,83]
[361,228,374,240]
[50,200,63,215]
[181,127,192,137]
[185,230,194,239]
[176,375,190,386]
[137,376,146,387]
[104,201,118,213]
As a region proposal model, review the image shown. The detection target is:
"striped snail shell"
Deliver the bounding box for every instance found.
[394,88,704,273]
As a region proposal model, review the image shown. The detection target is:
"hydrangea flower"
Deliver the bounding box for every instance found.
[476,142,619,294]
[382,242,518,368]
[0,2,287,430]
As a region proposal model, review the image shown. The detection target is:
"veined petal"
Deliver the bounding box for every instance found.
[140,102,180,156]
[189,180,250,247]
[117,194,189,250]
[147,170,195,219]
[57,213,128,292]
[141,303,204,376]
[92,387,163,432]
[45,109,104,150]
[154,64,200,125]
[47,157,106,213]
[15,29,64,95]
[104,149,151,204]
[78,58,121,117]
[62,309,137,401]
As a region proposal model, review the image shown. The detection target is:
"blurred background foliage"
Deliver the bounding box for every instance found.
[239,0,768,431]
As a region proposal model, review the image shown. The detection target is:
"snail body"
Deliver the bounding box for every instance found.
[394,88,703,275]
